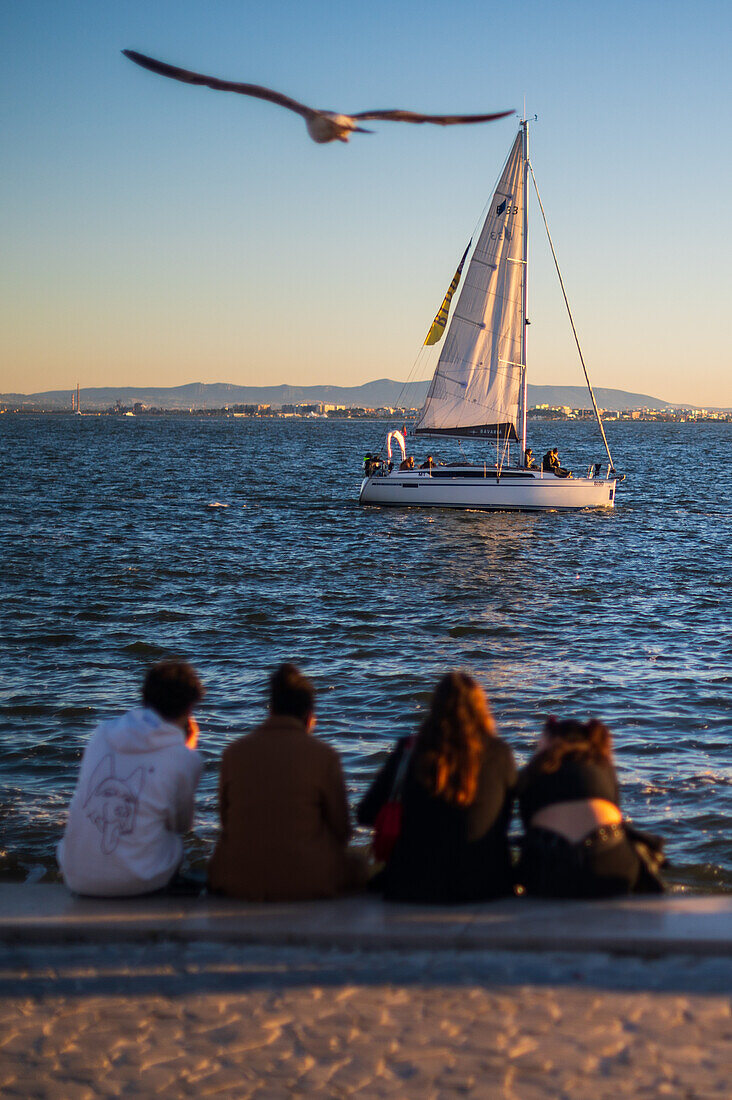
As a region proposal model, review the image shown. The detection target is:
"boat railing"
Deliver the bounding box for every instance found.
[584,462,622,481]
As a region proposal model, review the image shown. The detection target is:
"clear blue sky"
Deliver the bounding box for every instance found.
[1,0,730,405]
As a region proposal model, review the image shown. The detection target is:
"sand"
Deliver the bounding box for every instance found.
[1,940,730,1098]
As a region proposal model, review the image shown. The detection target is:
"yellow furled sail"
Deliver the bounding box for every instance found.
[424,241,471,346]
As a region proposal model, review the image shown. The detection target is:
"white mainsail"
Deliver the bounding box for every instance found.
[415,130,525,440]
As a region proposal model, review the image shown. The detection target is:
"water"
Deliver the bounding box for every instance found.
[1,415,730,890]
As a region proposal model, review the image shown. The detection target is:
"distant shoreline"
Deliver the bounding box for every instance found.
[4,379,728,415]
[2,407,730,423]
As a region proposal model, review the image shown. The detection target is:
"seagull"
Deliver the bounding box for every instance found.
[123,50,513,144]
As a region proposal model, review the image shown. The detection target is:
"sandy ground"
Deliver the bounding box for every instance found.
[0,941,730,1098]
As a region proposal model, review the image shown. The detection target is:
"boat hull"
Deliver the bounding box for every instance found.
[359,468,617,511]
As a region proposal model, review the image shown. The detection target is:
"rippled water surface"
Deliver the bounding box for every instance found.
[1,415,730,889]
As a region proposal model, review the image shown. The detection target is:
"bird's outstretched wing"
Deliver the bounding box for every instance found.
[123,50,314,119]
[352,108,514,125]
[123,50,514,141]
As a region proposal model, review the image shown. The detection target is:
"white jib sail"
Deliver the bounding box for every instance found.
[415,130,525,440]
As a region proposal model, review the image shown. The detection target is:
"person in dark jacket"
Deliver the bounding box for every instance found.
[357,672,516,903]
[516,716,665,897]
[542,448,572,478]
[209,664,363,900]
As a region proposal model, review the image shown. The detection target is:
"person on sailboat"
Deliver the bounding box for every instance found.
[420,456,437,470]
[542,448,572,478]
[524,448,536,469]
[399,456,415,471]
[364,453,383,477]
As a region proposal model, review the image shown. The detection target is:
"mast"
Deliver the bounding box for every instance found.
[519,118,529,462]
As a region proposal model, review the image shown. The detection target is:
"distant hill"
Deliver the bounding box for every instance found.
[526,385,679,411]
[1,380,426,411]
[0,379,709,412]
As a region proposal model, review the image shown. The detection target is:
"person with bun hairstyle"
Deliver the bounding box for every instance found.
[516,716,665,897]
[209,663,363,901]
[357,672,516,903]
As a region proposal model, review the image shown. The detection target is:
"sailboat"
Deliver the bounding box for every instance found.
[359,119,621,511]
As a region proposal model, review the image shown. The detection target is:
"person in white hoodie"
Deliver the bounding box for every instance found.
[58,661,204,897]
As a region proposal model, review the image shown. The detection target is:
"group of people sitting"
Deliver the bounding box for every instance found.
[399,456,440,471]
[366,448,575,478]
[363,453,437,475]
[57,661,665,901]
[524,448,573,478]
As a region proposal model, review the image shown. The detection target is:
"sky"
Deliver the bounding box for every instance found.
[1,0,730,406]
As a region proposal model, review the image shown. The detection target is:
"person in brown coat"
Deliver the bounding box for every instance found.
[208,663,356,900]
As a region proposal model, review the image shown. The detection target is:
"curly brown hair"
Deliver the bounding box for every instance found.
[538,716,613,773]
[416,671,495,806]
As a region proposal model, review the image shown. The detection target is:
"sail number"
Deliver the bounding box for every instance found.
[490,205,518,240]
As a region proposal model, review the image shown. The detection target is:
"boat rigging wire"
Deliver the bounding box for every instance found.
[527,159,615,470]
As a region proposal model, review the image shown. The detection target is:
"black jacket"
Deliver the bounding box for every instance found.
[358,736,516,902]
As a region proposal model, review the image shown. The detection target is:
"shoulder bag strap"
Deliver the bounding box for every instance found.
[389,735,417,802]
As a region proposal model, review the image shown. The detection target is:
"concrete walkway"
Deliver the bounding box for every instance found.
[1,888,730,1097]
[1,885,731,956]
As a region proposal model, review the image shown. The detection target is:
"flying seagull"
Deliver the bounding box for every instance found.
[123,50,513,144]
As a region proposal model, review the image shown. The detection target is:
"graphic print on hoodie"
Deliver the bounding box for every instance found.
[58,707,202,896]
[83,754,145,854]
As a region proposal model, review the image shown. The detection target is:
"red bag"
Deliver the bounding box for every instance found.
[372,801,404,862]
[371,736,415,863]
